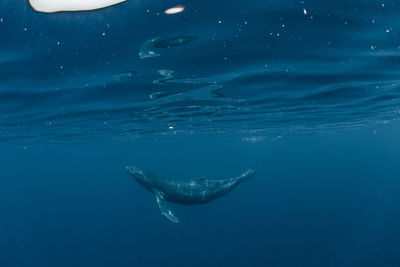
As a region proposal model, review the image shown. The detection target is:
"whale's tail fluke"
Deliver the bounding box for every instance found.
[236,169,255,183]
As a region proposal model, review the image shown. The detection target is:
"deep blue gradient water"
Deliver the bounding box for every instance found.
[1,1,400,266]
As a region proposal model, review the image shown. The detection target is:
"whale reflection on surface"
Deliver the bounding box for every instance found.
[139,36,197,59]
[153,36,197,48]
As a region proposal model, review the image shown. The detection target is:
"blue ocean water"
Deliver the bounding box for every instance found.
[1,0,400,266]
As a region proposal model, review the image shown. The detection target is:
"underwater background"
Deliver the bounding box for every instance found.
[1,0,400,266]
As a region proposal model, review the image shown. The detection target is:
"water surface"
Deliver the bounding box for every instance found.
[0,1,400,266]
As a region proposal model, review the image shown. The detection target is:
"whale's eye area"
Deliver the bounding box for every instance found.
[28,0,126,13]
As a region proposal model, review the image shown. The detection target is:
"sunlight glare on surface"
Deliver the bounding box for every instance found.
[164,5,185,15]
[29,0,126,13]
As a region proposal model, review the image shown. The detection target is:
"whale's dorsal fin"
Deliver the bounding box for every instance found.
[153,188,179,223]
[197,177,207,183]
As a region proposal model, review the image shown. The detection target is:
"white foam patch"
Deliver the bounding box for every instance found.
[29,0,126,13]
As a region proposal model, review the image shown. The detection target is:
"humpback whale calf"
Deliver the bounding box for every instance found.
[126,166,255,223]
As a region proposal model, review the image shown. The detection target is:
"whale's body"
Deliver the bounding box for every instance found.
[126,166,255,223]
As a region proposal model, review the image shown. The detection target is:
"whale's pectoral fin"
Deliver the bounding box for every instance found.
[153,189,179,223]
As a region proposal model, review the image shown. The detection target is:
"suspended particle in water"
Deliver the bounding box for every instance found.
[158,69,174,78]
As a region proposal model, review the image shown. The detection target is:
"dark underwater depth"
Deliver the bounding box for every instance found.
[1,0,400,266]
